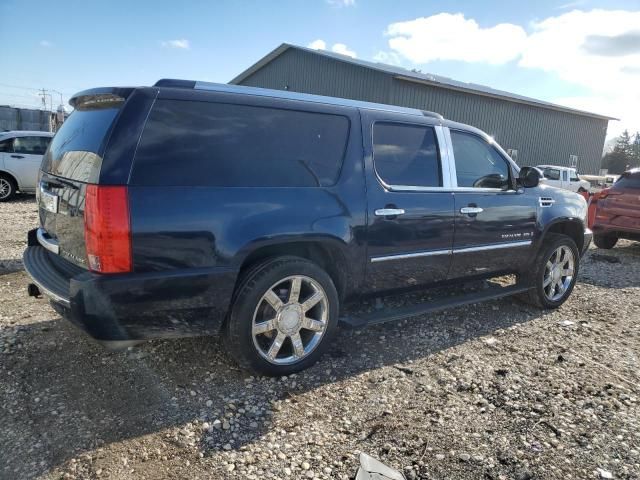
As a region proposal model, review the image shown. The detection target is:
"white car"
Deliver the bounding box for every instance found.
[536,165,591,193]
[0,131,54,201]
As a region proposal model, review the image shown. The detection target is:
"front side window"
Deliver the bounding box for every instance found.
[373,122,441,187]
[133,100,350,187]
[13,136,49,155]
[570,170,580,182]
[543,168,560,181]
[450,131,510,189]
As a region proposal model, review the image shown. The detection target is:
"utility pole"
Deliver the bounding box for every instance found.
[39,88,48,109]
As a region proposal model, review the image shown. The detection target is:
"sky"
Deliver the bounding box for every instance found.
[1,0,639,139]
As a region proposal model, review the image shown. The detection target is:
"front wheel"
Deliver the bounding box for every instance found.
[224,256,339,376]
[518,234,579,309]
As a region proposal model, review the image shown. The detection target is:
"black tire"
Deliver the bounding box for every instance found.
[0,174,17,202]
[518,233,580,309]
[593,234,618,249]
[224,256,339,376]
[578,187,587,193]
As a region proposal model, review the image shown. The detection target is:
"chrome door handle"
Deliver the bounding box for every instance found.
[460,207,484,214]
[375,208,405,216]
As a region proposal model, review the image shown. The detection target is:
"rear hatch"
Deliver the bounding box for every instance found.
[38,91,129,269]
[598,171,640,230]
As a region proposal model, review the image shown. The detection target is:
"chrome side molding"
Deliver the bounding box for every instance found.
[371,240,532,262]
[371,248,452,263]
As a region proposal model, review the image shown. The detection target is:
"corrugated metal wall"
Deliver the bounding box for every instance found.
[239,48,607,174]
[0,106,51,132]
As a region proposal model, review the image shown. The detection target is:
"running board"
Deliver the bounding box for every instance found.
[339,284,531,329]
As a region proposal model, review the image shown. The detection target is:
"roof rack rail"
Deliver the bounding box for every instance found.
[154,79,196,89]
[421,110,444,120]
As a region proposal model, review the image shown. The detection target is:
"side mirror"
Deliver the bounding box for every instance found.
[518,166,541,188]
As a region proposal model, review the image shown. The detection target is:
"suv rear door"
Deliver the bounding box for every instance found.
[362,110,454,292]
[447,128,536,278]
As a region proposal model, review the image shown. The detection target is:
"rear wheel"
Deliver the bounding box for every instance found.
[593,234,618,249]
[0,174,16,202]
[518,234,579,309]
[224,256,339,376]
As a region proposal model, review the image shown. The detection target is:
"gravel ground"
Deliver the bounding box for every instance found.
[1,196,639,480]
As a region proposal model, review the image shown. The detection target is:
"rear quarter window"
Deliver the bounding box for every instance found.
[131,99,350,187]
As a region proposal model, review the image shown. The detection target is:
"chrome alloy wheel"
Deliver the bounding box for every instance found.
[252,275,329,365]
[0,178,11,200]
[543,245,575,302]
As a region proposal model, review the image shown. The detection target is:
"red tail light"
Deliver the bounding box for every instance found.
[84,185,132,273]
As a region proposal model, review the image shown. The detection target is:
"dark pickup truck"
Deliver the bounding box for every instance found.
[24,80,591,375]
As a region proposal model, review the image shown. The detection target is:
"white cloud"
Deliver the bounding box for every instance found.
[556,0,586,10]
[39,40,52,48]
[373,50,403,65]
[379,10,640,137]
[307,39,327,50]
[331,43,357,58]
[161,39,190,49]
[326,0,355,7]
[384,13,527,65]
[520,9,640,136]
[307,39,357,58]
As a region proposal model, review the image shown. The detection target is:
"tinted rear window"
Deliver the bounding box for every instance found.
[131,99,350,187]
[42,104,121,182]
[615,172,640,189]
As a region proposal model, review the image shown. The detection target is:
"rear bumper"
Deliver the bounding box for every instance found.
[23,238,237,342]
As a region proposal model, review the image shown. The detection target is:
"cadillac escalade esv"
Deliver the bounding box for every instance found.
[24,80,592,375]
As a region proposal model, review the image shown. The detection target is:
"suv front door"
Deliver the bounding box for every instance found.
[362,111,455,292]
[448,129,536,278]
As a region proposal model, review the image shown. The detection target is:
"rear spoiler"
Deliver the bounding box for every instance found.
[69,87,135,109]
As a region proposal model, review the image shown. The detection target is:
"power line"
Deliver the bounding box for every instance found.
[0,83,42,92]
[0,92,42,100]
[0,82,74,96]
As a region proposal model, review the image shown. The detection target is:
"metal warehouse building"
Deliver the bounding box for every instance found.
[231,43,615,174]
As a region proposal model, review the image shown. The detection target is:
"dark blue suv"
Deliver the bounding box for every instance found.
[24,80,592,375]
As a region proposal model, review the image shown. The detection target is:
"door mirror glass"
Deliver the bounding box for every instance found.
[518,166,541,188]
